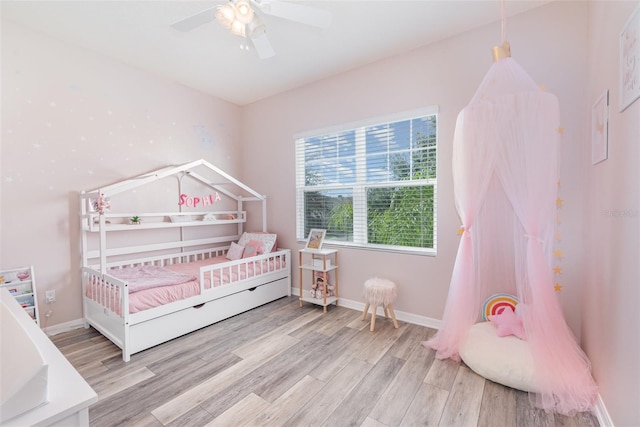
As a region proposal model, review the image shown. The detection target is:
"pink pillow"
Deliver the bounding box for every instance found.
[226,242,244,260]
[237,232,277,253]
[489,307,526,340]
[242,240,262,258]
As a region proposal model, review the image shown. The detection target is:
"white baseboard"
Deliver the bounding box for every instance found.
[593,393,614,426]
[42,318,85,337]
[290,287,442,330]
[41,290,442,339]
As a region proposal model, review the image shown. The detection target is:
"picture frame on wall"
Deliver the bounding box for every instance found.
[619,5,640,112]
[305,229,326,250]
[592,90,609,165]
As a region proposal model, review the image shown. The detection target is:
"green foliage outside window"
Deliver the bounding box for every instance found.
[299,113,437,251]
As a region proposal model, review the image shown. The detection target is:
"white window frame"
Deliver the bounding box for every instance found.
[295,106,438,255]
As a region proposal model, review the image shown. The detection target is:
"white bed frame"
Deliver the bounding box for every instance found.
[79,160,291,362]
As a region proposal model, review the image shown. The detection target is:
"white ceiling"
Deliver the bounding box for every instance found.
[1,1,551,106]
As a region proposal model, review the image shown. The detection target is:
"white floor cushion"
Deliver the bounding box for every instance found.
[459,321,538,392]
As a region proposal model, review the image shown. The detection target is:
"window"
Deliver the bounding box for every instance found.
[295,108,437,254]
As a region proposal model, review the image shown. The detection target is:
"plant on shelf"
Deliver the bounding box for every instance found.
[130,215,142,225]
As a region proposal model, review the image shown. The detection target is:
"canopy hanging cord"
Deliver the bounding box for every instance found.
[492,0,511,62]
[500,0,506,43]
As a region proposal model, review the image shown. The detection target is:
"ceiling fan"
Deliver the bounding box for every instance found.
[171,0,332,59]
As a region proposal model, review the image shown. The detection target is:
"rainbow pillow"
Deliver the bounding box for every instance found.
[482,293,519,321]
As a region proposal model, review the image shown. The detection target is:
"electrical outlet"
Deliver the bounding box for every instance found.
[45,290,56,304]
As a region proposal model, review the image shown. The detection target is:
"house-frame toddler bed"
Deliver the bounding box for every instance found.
[80,160,290,362]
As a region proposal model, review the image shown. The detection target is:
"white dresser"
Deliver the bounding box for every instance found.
[0,288,97,426]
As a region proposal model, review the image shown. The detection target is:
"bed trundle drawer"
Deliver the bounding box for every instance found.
[129,278,289,355]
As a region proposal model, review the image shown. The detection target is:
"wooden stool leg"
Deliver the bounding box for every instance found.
[383,305,389,319]
[370,305,377,331]
[362,303,370,321]
[388,304,399,329]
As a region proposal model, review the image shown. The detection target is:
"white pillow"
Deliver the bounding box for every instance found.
[459,322,538,393]
[225,242,245,260]
[237,232,277,254]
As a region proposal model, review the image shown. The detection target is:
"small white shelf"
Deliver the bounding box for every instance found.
[299,290,338,307]
[86,220,244,232]
[0,266,39,325]
[83,211,247,232]
[299,264,338,272]
[298,248,339,313]
[299,248,337,255]
[13,291,34,297]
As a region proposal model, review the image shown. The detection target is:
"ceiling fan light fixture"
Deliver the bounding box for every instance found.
[235,0,255,25]
[173,0,332,59]
[230,19,246,37]
[215,4,235,28]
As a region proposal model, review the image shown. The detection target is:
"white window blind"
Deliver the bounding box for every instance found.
[295,108,438,254]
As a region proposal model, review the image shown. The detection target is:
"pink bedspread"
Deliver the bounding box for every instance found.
[108,265,196,293]
[87,255,285,314]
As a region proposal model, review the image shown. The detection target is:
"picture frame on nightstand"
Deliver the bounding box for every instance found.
[305,228,326,250]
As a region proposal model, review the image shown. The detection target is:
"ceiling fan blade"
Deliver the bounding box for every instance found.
[171,7,217,32]
[259,1,332,29]
[251,27,275,59]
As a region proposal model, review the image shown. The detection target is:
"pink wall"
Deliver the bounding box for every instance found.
[583,2,640,426]
[3,2,638,423]
[242,1,590,333]
[1,21,242,328]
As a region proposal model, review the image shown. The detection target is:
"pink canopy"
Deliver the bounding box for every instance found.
[425,57,597,414]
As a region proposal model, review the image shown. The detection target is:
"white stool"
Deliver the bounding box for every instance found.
[362,277,399,332]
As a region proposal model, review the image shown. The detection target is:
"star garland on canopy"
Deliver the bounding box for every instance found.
[553,125,564,292]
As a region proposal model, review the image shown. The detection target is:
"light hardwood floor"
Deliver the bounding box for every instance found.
[51,296,599,427]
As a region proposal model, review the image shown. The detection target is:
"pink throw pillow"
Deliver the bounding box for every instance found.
[242,240,262,258]
[237,232,277,253]
[489,307,526,340]
[226,242,245,260]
